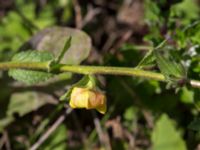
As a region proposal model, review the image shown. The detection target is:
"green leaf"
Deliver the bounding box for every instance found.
[154,48,186,82]
[152,114,187,150]
[144,0,161,23]
[137,50,156,69]
[184,21,200,45]
[21,27,92,65]
[188,118,200,131]
[0,12,30,51]
[7,92,47,117]
[170,0,199,26]
[9,51,54,84]
[180,86,194,104]
[123,106,138,122]
[55,36,72,63]
[0,91,50,132]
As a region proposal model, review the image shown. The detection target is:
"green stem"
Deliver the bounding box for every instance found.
[133,45,153,51]
[0,62,48,71]
[58,65,165,81]
[0,61,200,88]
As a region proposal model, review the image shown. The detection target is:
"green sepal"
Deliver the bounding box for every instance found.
[60,75,96,101]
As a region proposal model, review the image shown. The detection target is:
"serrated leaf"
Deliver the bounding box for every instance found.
[154,49,186,82]
[152,114,187,150]
[9,51,54,84]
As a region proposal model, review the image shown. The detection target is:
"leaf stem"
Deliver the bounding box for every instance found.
[0,61,200,88]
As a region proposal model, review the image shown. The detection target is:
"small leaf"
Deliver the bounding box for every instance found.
[55,36,72,63]
[180,86,194,104]
[123,106,138,121]
[9,51,54,84]
[152,114,187,150]
[137,50,156,69]
[188,118,200,131]
[154,48,186,83]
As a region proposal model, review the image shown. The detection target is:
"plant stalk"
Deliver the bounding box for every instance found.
[0,61,200,88]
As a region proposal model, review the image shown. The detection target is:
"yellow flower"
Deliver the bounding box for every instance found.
[69,87,107,114]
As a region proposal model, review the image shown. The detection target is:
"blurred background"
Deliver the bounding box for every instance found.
[0,0,200,149]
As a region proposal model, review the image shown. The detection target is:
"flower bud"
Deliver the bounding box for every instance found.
[69,87,107,114]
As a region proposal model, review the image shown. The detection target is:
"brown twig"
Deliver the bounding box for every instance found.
[82,5,101,27]
[30,108,72,150]
[92,112,111,150]
[73,0,82,29]
[0,132,6,150]
[0,131,12,150]
[110,29,133,53]
[4,131,11,150]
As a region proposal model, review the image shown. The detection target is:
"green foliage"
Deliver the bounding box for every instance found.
[7,92,46,117]
[0,12,30,51]
[180,86,194,104]
[144,0,161,24]
[189,118,200,131]
[0,0,56,52]
[170,0,199,25]
[154,48,186,83]
[9,51,54,84]
[1,26,92,136]
[1,0,200,149]
[152,114,187,150]
[184,21,200,45]
[137,50,155,69]
[26,27,92,65]
[55,36,72,63]
[0,92,49,132]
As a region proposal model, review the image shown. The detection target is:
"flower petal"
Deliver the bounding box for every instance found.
[69,87,107,114]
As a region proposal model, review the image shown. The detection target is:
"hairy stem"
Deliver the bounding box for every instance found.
[58,65,165,81]
[0,61,200,88]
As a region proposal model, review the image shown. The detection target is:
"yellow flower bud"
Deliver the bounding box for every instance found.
[69,87,107,114]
